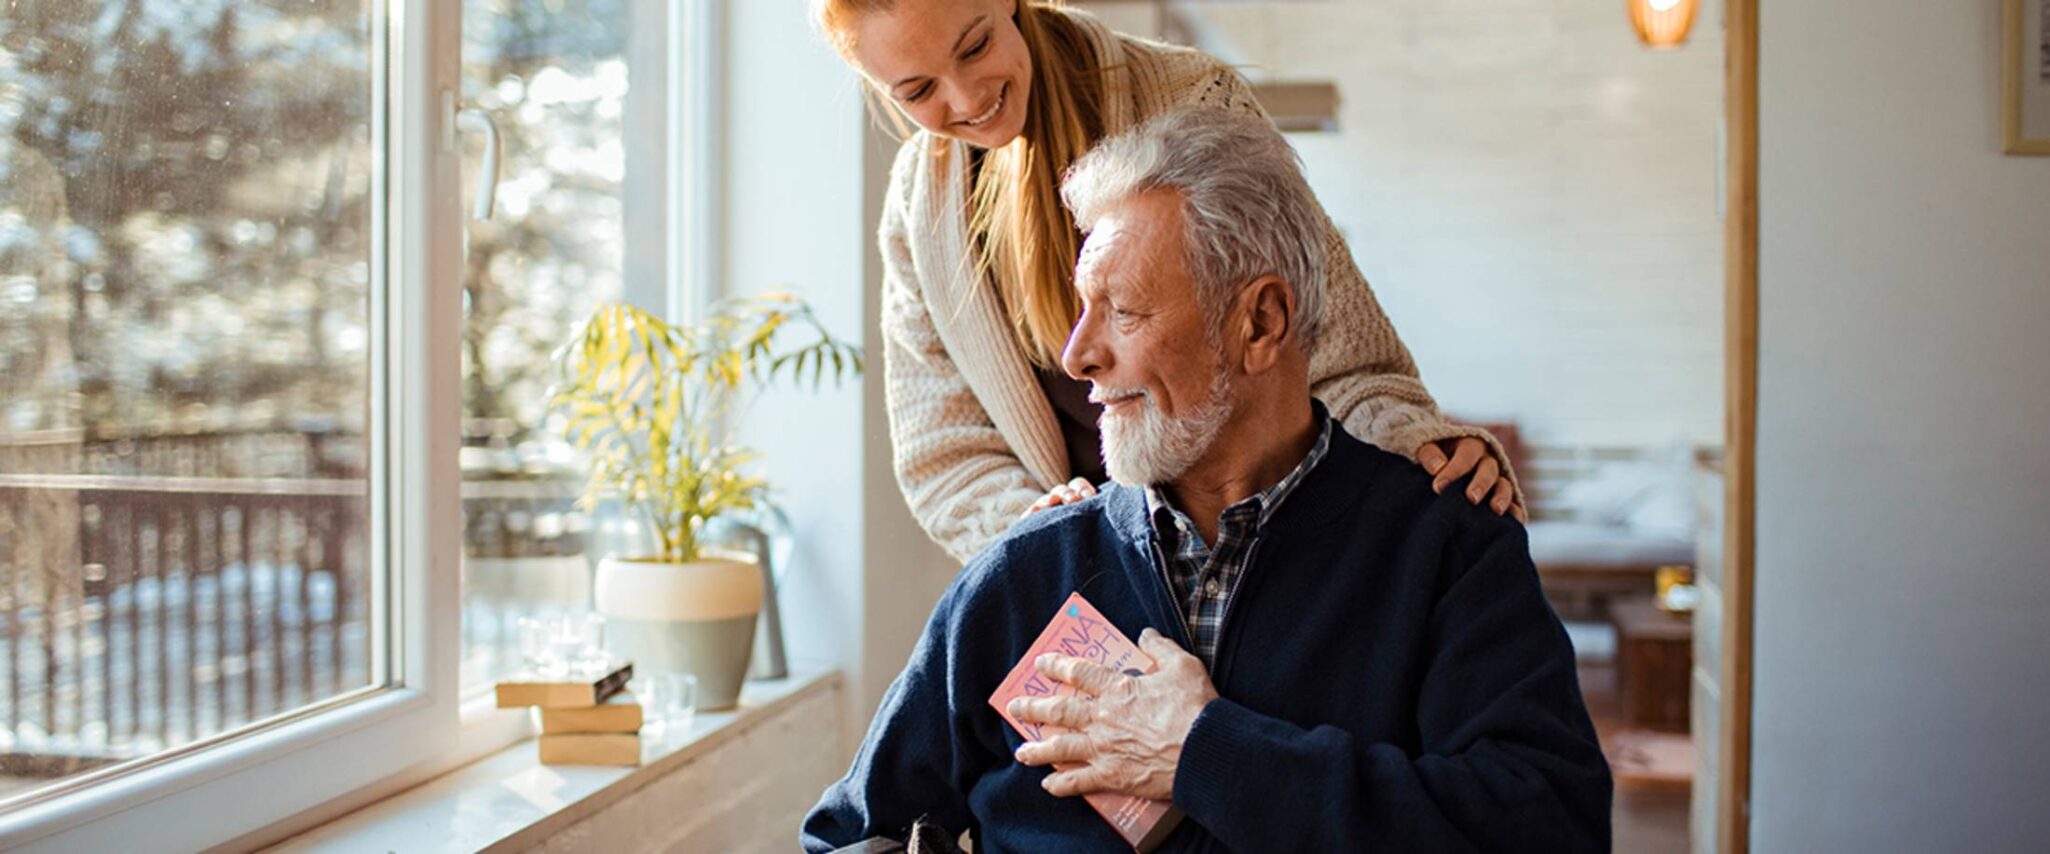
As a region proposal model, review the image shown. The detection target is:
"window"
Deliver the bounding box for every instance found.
[456,0,629,692]
[455,0,691,696]
[0,0,707,846]
[0,0,465,849]
[0,0,378,801]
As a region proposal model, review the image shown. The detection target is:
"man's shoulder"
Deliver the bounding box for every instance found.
[921,493,1145,676]
[945,492,1132,608]
[1286,431,1536,616]
[965,491,1129,574]
[1319,430,1529,552]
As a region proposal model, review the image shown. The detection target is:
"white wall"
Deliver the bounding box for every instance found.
[1162,0,1725,448]
[1753,0,2050,850]
[718,0,960,759]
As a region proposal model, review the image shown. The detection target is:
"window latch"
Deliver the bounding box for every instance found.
[445,92,501,221]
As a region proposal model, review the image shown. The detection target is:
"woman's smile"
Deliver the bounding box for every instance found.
[958,82,1008,128]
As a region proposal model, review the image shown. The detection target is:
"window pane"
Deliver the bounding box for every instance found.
[457,0,629,690]
[0,0,374,805]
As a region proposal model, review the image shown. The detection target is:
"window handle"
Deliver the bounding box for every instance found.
[455,107,501,221]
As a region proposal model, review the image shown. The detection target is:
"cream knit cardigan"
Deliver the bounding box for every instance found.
[879,10,1519,563]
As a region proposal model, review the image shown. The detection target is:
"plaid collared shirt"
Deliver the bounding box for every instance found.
[1144,411,1334,669]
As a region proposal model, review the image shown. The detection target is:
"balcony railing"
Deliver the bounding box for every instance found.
[0,437,592,798]
[0,475,369,778]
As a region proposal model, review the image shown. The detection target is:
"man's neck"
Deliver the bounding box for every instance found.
[1161,397,1318,547]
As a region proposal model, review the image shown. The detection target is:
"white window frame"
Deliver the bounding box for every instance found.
[624,0,720,321]
[674,0,724,322]
[0,0,466,849]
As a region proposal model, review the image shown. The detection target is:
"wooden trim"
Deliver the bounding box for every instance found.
[1721,0,1759,851]
[2005,0,2050,154]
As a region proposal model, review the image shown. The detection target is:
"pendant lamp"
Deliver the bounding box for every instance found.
[1627,0,1699,49]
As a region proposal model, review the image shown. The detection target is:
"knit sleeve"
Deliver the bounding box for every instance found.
[1193,66,1525,513]
[878,140,1051,564]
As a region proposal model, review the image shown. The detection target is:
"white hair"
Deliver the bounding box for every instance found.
[1060,107,1328,351]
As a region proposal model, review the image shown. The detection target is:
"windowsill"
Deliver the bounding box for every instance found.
[262,666,841,853]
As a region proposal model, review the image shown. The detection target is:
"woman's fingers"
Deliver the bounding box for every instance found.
[1416,442,1449,477]
[1488,476,1516,516]
[1465,456,1500,503]
[1432,439,1486,493]
[1024,478,1099,517]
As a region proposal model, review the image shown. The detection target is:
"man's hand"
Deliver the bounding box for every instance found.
[1007,629,1217,801]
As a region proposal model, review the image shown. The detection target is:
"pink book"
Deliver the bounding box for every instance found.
[989,592,1183,852]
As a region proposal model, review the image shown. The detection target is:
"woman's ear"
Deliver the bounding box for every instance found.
[1238,275,1297,375]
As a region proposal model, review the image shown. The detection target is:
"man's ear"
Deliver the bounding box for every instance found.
[1237,275,1296,376]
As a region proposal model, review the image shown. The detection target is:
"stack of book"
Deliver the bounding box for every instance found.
[496,661,644,766]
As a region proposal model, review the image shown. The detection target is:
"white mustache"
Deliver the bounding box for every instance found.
[1087,386,1146,405]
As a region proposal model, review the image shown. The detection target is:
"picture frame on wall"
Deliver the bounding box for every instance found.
[2005,0,2050,154]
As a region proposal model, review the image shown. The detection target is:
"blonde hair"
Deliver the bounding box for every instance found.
[818,0,1105,367]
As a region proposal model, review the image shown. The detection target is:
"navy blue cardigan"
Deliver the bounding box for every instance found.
[803,430,1611,852]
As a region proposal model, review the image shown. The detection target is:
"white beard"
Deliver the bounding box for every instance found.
[1096,369,1234,487]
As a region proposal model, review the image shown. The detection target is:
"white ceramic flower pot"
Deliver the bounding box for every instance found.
[593,553,762,710]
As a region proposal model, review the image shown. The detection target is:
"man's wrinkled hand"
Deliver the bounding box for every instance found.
[1006,629,1217,802]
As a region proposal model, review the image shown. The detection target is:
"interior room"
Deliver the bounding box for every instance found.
[1,1,2046,852]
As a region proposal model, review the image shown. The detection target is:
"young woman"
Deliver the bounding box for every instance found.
[818,0,1521,563]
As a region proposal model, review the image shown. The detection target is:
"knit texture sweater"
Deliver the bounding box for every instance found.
[879,8,1522,564]
[801,428,1611,853]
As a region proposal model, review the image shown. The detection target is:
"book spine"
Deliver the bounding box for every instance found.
[538,706,644,734]
[537,733,641,766]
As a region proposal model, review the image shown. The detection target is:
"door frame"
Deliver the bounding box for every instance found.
[1720,0,1759,851]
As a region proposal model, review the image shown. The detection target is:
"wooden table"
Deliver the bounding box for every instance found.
[1609,595,1693,733]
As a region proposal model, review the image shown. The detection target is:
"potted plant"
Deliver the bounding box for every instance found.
[548,294,859,709]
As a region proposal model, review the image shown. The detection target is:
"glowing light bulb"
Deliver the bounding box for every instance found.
[1628,0,1698,48]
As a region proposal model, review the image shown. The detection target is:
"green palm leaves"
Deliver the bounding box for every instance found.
[547,294,861,563]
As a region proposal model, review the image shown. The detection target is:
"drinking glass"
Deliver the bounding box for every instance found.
[633,671,699,737]
[516,612,607,677]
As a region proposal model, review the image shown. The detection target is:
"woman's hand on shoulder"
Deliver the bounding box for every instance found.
[1022,477,1099,518]
[1417,438,1526,522]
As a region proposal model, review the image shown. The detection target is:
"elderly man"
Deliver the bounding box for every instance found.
[802,107,1611,853]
